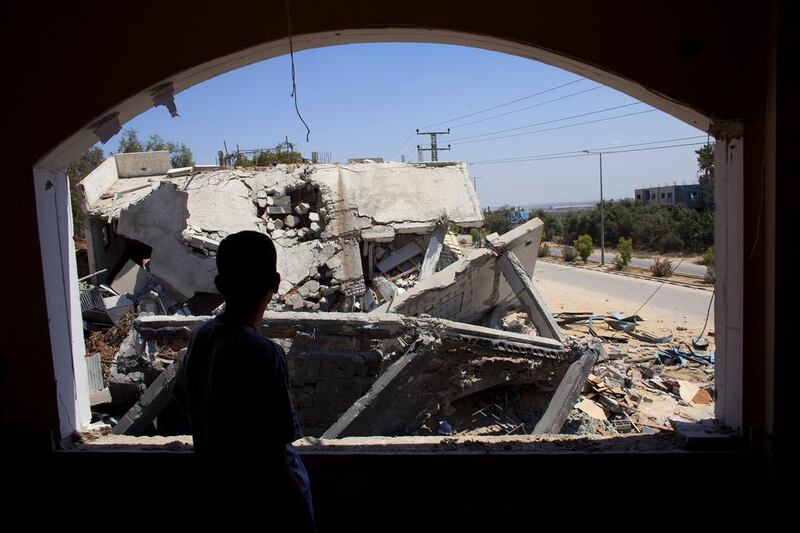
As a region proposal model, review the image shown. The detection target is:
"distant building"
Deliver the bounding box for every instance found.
[634,184,705,210]
[348,157,384,163]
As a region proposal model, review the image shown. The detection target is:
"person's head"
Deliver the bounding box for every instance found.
[215,231,281,317]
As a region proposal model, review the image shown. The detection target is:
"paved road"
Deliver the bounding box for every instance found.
[533,261,714,331]
[548,248,707,278]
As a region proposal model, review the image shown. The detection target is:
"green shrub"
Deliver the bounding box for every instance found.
[617,237,633,266]
[703,246,715,283]
[574,234,593,263]
[650,257,674,277]
[562,246,579,263]
[703,246,714,266]
[470,227,488,245]
[612,254,626,270]
[538,242,551,258]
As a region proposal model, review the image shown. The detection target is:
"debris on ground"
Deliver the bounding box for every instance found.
[75,151,715,441]
[553,310,716,435]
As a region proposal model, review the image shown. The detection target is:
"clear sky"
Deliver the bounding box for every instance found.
[99,43,708,207]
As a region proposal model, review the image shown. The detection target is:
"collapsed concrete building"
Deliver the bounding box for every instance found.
[78,152,601,438]
[78,151,482,312]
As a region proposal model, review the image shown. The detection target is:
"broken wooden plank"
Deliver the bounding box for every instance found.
[419,226,446,280]
[498,251,564,342]
[575,398,607,421]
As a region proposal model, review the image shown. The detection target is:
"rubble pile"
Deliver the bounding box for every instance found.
[76,152,715,441]
[556,313,716,435]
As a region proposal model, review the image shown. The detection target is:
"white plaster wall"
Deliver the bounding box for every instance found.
[312,163,483,227]
[33,167,91,441]
[116,182,218,298]
[78,155,118,206]
[714,138,743,432]
[115,151,171,178]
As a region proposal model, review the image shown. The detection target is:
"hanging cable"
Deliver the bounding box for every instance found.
[285,0,311,142]
[697,289,715,338]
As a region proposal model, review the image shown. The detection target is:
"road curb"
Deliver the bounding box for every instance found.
[539,257,714,291]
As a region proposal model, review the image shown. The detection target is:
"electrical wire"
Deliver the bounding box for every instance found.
[449,102,644,143]
[468,140,707,166]
[285,0,311,142]
[447,86,603,129]
[390,131,417,161]
[466,135,706,165]
[420,77,586,129]
[697,289,715,338]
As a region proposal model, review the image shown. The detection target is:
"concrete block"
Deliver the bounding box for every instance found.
[111,260,149,296]
[361,225,396,243]
[266,205,292,215]
[115,151,171,178]
[268,195,291,207]
[419,226,446,280]
[376,241,424,273]
[112,354,183,435]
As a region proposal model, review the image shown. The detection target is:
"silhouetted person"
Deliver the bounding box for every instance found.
[175,231,315,530]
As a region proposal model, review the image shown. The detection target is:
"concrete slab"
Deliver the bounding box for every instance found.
[380,218,544,324]
[419,226,446,280]
[110,260,149,296]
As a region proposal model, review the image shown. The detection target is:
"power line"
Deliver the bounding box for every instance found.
[469,140,708,166]
[449,102,645,143]
[420,78,586,129]
[390,131,416,160]
[447,86,603,129]
[455,109,656,146]
[468,136,707,165]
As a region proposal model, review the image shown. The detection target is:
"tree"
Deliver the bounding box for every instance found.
[117,129,194,168]
[574,234,594,263]
[117,128,144,153]
[144,134,194,167]
[482,206,513,235]
[696,142,714,207]
[66,146,105,238]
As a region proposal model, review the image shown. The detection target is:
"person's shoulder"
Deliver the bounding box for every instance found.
[236,325,284,358]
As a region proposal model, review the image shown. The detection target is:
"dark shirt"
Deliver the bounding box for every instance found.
[175,314,314,527]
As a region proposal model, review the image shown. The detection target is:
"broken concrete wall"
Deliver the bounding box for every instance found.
[81,159,483,309]
[286,334,382,436]
[115,151,172,178]
[79,155,120,207]
[311,162,483,234]
[134,312,570,438]
[116,182,219,299]
[377,218,544,324]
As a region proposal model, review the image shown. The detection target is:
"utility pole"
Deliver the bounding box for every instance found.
[583,150,605,264]
[416,128,451,162]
